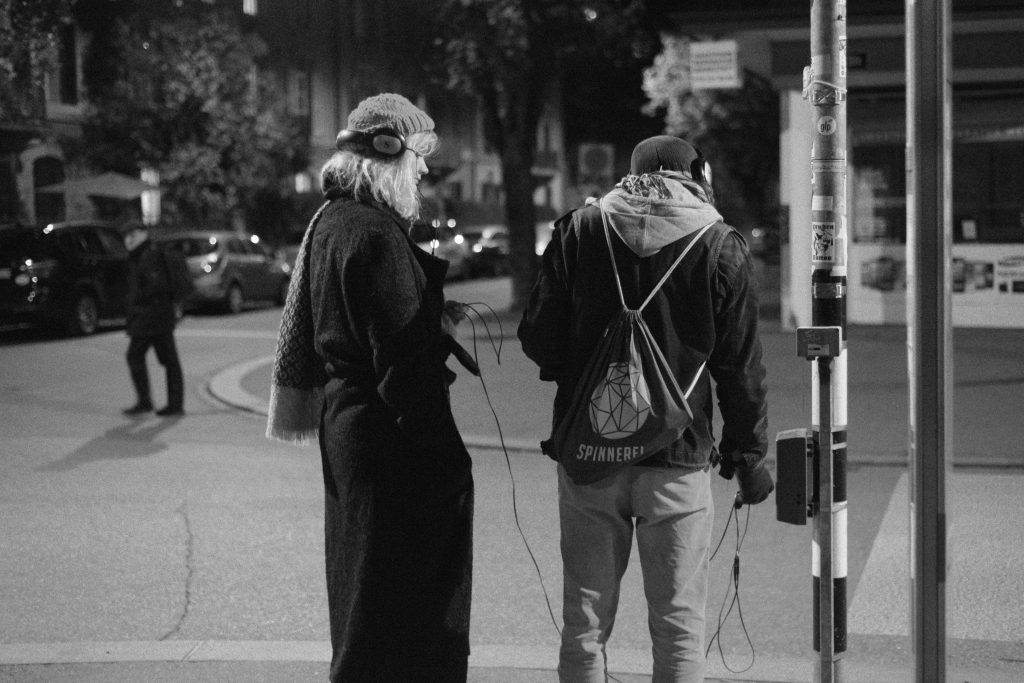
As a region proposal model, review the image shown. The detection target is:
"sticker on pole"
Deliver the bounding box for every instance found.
[817,116,837,136]
[812,222,836,262]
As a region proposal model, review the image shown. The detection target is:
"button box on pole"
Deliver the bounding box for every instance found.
[797,326,842,359]
[775,428,814,525]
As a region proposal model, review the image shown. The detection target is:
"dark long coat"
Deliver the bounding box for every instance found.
[308,195,474,682]
[126,239,176,337]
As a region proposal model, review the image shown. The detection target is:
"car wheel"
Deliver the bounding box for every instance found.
[68,293,99,336]
[225,283,244,314]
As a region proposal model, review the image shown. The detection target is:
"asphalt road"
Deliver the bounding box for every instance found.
[1,284,1022,682]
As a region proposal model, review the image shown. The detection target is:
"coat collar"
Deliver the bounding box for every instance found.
[325,190,450,284]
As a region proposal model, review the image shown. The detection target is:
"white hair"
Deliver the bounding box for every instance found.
[320,131,439,221]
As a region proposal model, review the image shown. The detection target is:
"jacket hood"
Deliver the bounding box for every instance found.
[597,172,722,257]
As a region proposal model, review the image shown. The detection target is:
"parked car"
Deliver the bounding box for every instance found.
[409,221,470,280]
[0,221,128,335]
[462,224,510,277]
[155,230,289,314]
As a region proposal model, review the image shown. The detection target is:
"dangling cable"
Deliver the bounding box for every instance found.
[458,304,629,682]
[461,304,560,638]
[461,302,503,362]
[704,503,755,673]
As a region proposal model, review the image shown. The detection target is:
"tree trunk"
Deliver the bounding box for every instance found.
[500,134,540,312]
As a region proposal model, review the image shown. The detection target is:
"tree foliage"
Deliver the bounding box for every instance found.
[436,0,649,307]
[643,34,780,232]
[0,0,72,123]
[78,1,303,228]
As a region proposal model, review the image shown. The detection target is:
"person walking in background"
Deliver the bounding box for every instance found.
[518,135,774,682]
[121,222,185,417]
[266,93,474,682]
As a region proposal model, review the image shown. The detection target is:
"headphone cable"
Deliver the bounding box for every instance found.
[461,303,560,637]
[704,503,755,673]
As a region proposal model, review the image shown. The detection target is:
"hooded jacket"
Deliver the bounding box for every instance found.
[518,172,767,472]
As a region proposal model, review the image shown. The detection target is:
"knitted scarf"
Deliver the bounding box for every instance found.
[265,200,333,444]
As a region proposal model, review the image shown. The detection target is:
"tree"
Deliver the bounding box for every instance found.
[436,0,650,309]
[77,0,303,229]
[642,34,780,236]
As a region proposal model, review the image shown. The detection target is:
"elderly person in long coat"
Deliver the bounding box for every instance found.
[267,93,473,682]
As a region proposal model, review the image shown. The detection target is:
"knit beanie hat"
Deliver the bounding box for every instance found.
[346,93,435,137]
[629,135,699,175]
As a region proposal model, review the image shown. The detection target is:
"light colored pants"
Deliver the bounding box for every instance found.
[557,465,713,683]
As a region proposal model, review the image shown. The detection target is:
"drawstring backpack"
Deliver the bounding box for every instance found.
[547,215,715,485]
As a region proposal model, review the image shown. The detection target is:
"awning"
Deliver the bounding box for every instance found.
[37,171,161,200]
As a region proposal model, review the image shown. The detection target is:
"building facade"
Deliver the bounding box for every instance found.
[667,1,1024,328]
[2,0,567,238]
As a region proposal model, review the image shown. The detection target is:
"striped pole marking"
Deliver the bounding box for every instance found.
[807,0,849,677]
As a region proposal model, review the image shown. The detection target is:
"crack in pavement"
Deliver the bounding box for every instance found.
[160,502,195,641]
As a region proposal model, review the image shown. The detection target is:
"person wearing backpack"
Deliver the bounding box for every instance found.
[518,135,773,682]
[121,221,185,417]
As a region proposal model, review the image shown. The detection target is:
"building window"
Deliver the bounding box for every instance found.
[33,157,66,225]
[243,0,257,15]
[482,182,503,206]
[287,69,309,115]
[57,23,78,105]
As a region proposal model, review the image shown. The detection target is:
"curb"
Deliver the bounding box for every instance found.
[206,355,275,415]
[206,357,1024,469]
[1,640,1019,682]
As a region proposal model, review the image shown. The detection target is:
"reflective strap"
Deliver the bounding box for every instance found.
[599,212,716,313]
[638,221,716,312]
[599,213,715,400]
[683,361,707,400]
[600,210,628,310]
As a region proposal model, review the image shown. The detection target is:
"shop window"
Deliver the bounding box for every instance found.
[954,141,1024,243]
[854,140,1024,245]
[852,144,906,244]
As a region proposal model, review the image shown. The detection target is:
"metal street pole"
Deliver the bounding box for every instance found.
[805,1,848,681]
[906,0,952,680]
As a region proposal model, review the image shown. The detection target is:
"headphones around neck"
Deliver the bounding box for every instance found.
[336,127,407,157]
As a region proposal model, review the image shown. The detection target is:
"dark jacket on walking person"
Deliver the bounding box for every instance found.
[266,94,473,682]
[518,135,773,681]
[122,223,184,416]
[126,236,177,337]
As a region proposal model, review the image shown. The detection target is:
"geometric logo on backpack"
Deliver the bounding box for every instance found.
[588,360,651,439]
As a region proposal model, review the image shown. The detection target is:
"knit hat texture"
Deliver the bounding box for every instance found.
[346,93,434,137]
[629,135,700,175]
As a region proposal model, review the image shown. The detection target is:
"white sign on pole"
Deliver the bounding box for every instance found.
[689,40,742,90]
